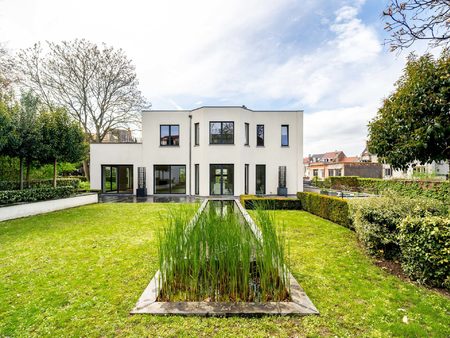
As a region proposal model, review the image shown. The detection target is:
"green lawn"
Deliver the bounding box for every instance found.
[0,204,449,337]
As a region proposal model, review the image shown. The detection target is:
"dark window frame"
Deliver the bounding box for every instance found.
[244,123,249,146]
[244,164,249,195]
[281,124,289,147]
[209,121,235,145]
[101,164,133,194]
[209,163,234,195]
[194,123,200,146]
[153,164,186,194]
[255,164,266,195]
[160,124,180,146]
[256,124,264,147]
[195,164,199,195]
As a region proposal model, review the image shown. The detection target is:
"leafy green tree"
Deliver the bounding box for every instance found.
[368,50,450,171]
[2,92,42,189]
[39,109,87,187]
[19,92,43,185]
[0,95,13,152]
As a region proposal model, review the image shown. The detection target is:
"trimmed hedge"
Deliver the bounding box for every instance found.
[358,178,450,202]
[0,186,76,205]
[313,176,449,202]
[349,196,447,260]
[297,192,352,228]
[0,178,80,191]
[240,195,301,210]
[399,216,450,290]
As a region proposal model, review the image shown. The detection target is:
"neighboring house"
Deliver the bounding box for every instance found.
[90,106,303,196]
[361,144,449,180]
[102,128,136,143]
[390,160,449,180]
[304,148,382,179]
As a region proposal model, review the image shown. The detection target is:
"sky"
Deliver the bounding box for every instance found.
[0,0,428,156]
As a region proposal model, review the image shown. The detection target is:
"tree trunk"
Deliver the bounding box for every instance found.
[83,159,90,182]
[26,160,31,188]
[53,158,57,188]
[19,158,24,190]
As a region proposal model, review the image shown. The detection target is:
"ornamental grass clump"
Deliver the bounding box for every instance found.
[157,201,289,302]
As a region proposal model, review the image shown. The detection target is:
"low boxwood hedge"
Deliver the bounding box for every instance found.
[312,176,449,202]
[0,186,76,205]
[297,192,352,228]
[0,178,80,191]
[399,216,450,290]
[240,195,301,210]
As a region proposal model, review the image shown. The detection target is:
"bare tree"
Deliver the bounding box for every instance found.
[0,44,17,92]
[17,39,145,143]
[383,0,450,51]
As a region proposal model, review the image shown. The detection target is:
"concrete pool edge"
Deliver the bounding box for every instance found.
[130,199,319,317]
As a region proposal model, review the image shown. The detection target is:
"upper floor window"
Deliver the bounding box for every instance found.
[281,125,289,146]
[256,125,264,146]
[244,123,249,146]
[209,121,234,144]
[194,123,199,146]
[160,125,179,146]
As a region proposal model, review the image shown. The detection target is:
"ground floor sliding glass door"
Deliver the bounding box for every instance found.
[102,165,133,194]
[154,165,186,194]
[210,164,234,195]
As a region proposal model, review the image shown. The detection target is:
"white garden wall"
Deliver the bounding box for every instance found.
[0,193,98,222]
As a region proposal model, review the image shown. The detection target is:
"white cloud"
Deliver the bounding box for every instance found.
[0,0,411,156]
[304,105,377,156]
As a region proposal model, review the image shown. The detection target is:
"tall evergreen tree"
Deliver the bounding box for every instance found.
[39,109,87,187]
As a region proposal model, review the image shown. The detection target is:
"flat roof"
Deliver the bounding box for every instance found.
[142,106,303,113]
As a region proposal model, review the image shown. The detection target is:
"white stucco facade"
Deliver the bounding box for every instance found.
[90,106,303,196]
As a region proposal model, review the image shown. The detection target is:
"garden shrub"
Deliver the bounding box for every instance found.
[325,176,359,190]
[297,192,352,228]
[0,178,80,191]
[349,195,447,260]
[311,177,328,188]
[0,186,76,205]
[240,195,301,210]
[398,216,450,290]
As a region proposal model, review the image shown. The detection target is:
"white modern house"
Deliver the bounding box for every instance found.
[90,106,303,197]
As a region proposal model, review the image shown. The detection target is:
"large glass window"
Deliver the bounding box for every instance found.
[160,125,179,146]
[195,164,199,195]
[256,164,266,195]
[194,123,199,146]
[257,125,264,146]
[244,123,249,145]
[102,165,133,193]
[244,164,249,195]
[210,164,234,195]
[281,125,289,146]
[209,121,234,144]
[154,165,186,194]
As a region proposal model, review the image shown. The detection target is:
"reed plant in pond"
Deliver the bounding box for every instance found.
[157,201,289,302]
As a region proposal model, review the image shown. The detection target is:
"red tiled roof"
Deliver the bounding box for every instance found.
[322,151,345,160]
[341,156,359,163]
